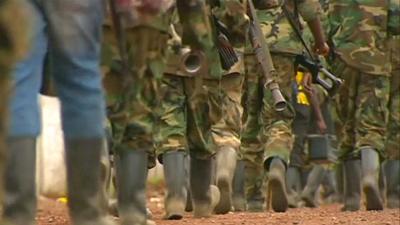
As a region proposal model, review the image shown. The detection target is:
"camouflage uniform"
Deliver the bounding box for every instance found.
[240,0,322,203]
[328,0,397,211]
[0,0,27,214]
[156,1,248,160]
[328,0,391,159]
[102,8,173,167]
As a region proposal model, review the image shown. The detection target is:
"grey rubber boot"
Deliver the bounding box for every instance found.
[341,160,361,212]
[65,138,116,225]
[321,169,339,203]
[266,157,288,212]
[215,147,237,214]
[115,150,153,225]
[361,148,383,210]
[232,160,246,211]
[336,163,344,203]
[301,165,326,207]
[244,162,265,212]
[286,166,302,208]
[163,151,187,220]
[190,157,220,218]
[184,155,193,212]
[385,160,400,208]
[2,137,37,225]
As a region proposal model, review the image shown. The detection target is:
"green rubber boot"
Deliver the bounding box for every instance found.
[385,160,400,208]
[115,150,154,225]
[244,161,265,212]
[286,166,302,208]
[2,137,37,225]
[163,151,187,220]
[65,138,116,225]
[301,165,326,207]
[232,160,246,211]
[215,147,237,214]
[266,158,288,212]
[341,160,361,212]
[190,157,220,218]
[361,148,383,211]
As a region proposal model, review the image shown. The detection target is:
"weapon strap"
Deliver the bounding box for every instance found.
[281,1,316,61]
[108,0,133,87]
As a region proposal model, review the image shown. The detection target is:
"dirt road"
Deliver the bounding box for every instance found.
[37,196,400,225]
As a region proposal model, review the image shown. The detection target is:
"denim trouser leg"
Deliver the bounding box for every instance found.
[8,2,47,137]
[44,0,106,138]
[10,0,106,139]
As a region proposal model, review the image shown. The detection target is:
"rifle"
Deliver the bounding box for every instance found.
[247,0,287,111]
[213,15,239,70]
[281,2,343,96]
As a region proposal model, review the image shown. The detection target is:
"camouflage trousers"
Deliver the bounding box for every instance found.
[103,27,169,168]
[155,73,244,161]
[385,70,399,160]
[241,53,295,168]
[332,59,390,160]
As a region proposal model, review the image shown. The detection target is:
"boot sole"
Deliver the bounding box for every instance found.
[215,176,232,214]
[302,196,317,208]
[165,213,183,220]
[268,175,288,212]
[363,183,383,211]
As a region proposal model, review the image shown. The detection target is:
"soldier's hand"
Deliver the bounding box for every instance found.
[302,71,313,92]
[314,42,330,56]
[317,119,327,134]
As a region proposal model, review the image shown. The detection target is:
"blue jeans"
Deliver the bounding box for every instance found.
[9,0,106,138]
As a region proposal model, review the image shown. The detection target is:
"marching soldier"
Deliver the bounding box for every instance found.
[328,0,397,211]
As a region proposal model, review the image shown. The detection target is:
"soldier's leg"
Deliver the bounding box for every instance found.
[354,73,389,211]
[105,27,168,225]
[211,73,244,214]
[155,75,189,220]
[232,159,246,211]
[332,59,362,211]
[259,54,296,213]
[184,77,220,218]
[300,165,326,208]
[385,72,400,208]
[241,54,265,212]
[287,134,308,208]
[288,96,311,208]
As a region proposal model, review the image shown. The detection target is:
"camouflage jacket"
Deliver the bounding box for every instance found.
[328,0,396,76]
[164,1,248,78]
[245,0,322,55]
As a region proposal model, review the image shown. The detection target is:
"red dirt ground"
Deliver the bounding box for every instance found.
[37,188,400,225]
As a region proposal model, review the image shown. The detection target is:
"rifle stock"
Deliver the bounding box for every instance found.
[247,0,287,111]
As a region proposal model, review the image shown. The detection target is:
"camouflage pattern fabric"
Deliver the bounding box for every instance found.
[0,0,28,214]
[240,53,264,166]
[332,59,390,160]
[176,0,223,79]
[241,0,322,198]
[328,0,391,76]
[102,17,171,168]
[156,72,244,160]
[241,0,323,165]
[385,36,400,160]
[156,1,247,160]
[244,0,321,55]
[242,54,295,167]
